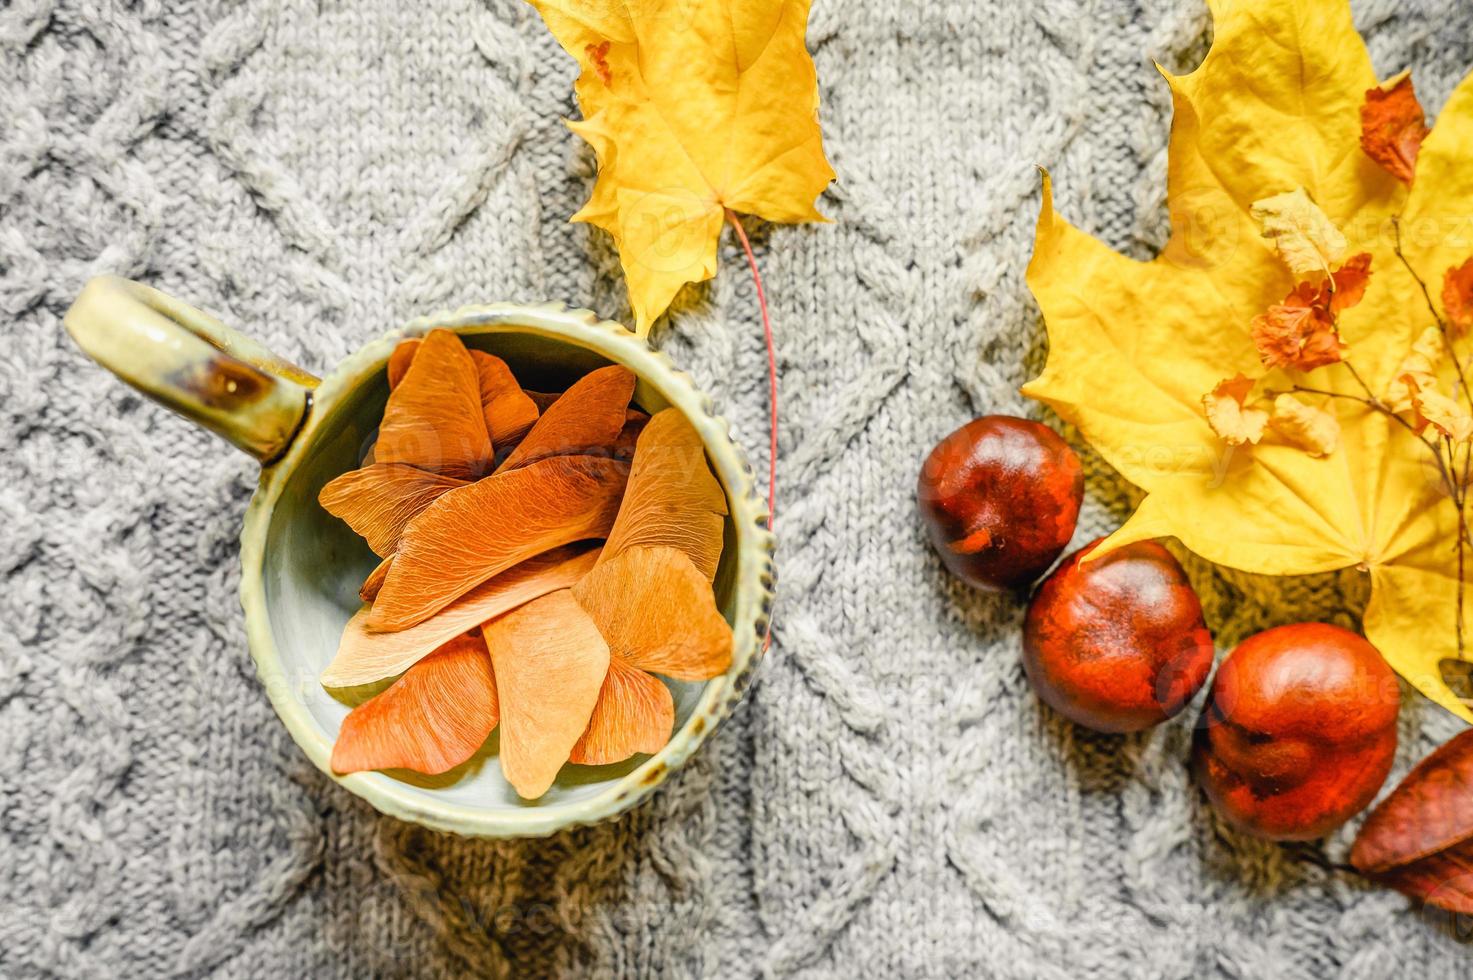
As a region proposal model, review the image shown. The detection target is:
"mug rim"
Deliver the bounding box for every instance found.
[238,301,774,837]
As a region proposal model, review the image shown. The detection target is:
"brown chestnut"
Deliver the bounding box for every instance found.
[1023,538,1214,733]
[917,416,1082,591]
[1192,623,1399,841]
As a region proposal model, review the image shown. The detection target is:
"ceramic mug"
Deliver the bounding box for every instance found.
[64,276,774,837]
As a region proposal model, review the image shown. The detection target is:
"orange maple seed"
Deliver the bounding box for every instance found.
[1444,257,1473,337]
[319,463,467,557]
[368,455,629,631]
[391,341,540,448]
[375,329,494,479]
[386,338,422,388]
[496,365,636,472]
[360,555,393,603]
[322,546,600,688]
[614,409,648,461]
[483,590,610,799]
[1360,71,1429,186]
[470,351,540,447]
[572,545,733,682]
[524,389,561,412]
[330,633,499,776]
[568,655,674,766]
[600,408,728,582]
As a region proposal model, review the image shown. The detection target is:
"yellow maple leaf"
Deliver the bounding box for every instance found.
[1024,0,1473,722]
[527,0,836,334]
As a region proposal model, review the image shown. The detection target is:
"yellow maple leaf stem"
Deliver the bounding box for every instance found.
[724,208,778,654]
[1392,215,1473,413]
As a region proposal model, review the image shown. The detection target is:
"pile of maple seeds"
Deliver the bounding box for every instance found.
[318,330,732,799]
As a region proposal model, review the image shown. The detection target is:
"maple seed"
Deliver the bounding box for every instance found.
[916,416,1083,592]
[569,546,733,765]
[496,365,635,472]
[574,545,733,682]
[359,555,392,603]
[570,656,673,766]
[387,338,422,388]
[1192,623,1399,841]
[375,330,494,479]
[319,463,466,558]
[389,337,541,449]
[331,634,499,776]
[1023,539,1214,733]
[568,545,730,760]
[323,546,600,688]
[601,408,728,582]
[485,590,610,800]
[369,454,630,631]
[470,351,540,448]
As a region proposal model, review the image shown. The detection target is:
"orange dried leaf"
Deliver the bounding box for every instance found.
[1351,730,1473,913]
[1329,252,1373,314]
[360,555,393,603]
[483,590,610,799]
[573,545,733,681]
[386,338,422,388]
[369,455,629,631]
[323,546,601,688]
[600,408,727,582]
[470,350,540,447]
[1360,71,1429,186]
[330,634,498,776]
[568,655,674,766]
[319,463,467,557]
[1444,257,1473,337]
[1202,374,1268,447]
[1251,284,1346,371]
[496,365,635,472]
[375,329,494,479]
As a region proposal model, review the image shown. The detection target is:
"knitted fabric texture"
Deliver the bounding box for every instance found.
[3,0,1472,976]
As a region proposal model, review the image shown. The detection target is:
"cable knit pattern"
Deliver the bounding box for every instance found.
[3,0,1473,976]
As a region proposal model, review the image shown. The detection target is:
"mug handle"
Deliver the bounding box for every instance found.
[64,276,319,463]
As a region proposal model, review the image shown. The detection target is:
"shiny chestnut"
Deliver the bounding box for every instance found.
[917,416,1082,591]
[1023,538,1214,733]
[1192,623,1399,841]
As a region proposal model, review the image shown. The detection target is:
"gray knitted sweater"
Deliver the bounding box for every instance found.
[2,0,1471,976]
